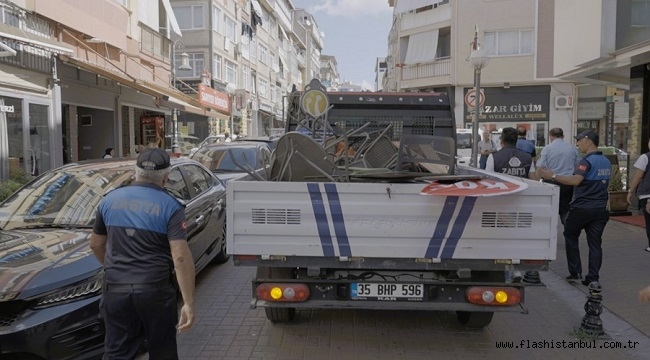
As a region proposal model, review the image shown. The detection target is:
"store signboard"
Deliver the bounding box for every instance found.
[463,85,550,122]
[198,84,230,113]
[577,101,606,119]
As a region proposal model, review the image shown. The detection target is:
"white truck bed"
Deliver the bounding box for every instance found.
[227,176,559,262]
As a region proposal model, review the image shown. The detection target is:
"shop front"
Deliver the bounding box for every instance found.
[0,63,56,179]
[463,85,550,146]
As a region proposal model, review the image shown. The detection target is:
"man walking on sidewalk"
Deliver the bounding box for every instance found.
[539,130,611,287]
[534,127,579,224]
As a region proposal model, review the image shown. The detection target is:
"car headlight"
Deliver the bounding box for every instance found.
[33,272,103,308]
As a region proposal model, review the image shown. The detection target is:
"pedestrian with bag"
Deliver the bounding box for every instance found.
[89,148,195,360]
[627,139,650,251]
[539,130,611,286]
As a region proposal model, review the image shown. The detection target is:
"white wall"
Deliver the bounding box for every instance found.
[553,0,616,77]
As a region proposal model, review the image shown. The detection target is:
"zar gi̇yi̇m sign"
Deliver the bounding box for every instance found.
[463,85,550,123]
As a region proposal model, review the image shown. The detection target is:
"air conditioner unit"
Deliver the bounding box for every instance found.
[555,95,573,109]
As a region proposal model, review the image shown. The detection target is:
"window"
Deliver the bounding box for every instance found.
[0,7,19,28]
[270,51,277,70]
[250,39,257,60]
[213,54,222,80]
[183,165,210,198]
[225,16,237,42]
[176,53,204,77]
[270,83,276,102]
[484,30,533,56]
[259,44,268,64]
[174,5,204,30]
[212,5,221,32]
[225,60,237,84]
[632,0,650,27]
[269,17,277,39]
[165,168,191,201]
[242,64,251,91]
[259,78,269,99]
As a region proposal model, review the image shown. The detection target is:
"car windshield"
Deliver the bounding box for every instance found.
[0,164,135,230]
[192,147,258,172]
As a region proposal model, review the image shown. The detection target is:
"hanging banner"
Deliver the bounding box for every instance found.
[420,171,528,197]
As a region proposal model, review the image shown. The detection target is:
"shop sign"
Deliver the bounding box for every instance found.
[198,84,230,113]
[577,102,606,119]
[0,105,14,113]
[463,86,550,122]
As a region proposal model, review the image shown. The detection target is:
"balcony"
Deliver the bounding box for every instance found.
[401,57,451,81]
[400,3,451,32]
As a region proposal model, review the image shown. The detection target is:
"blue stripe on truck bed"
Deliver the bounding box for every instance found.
[307,183,335,256]
[439,197,477,259]
[324,183,352,257]
[425,196,458,258]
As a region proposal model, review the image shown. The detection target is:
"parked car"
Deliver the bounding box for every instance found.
[188,134,227,157]
[190,141,272,183]
[0,158,228,359]
[234,136,279,151]
[164,135,201,156]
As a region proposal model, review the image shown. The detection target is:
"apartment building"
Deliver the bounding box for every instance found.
[0,0,237,180]
[169,0,321,137]
[320,54,339,91]
[553,0,650,160]
[384,0,575,146]
[375,57,387,91]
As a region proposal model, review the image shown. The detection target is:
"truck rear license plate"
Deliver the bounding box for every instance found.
[351,283,424,301]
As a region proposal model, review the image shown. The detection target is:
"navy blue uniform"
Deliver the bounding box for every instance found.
[492,145,533,178]
[94,182,187,360]
[564,152,610,284]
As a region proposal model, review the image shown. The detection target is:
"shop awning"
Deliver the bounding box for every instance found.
[0,66,49,93]
[59,55,217,117]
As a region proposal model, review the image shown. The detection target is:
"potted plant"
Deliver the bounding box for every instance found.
[607,163,629,214]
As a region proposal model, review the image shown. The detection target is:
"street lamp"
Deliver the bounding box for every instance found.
[467,25,490,168]
[171,40,192,154]
[225,83,237,137]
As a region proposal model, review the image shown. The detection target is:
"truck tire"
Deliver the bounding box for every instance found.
[456,311,494,328]
[257,267,297,323]
[265,307,296,322]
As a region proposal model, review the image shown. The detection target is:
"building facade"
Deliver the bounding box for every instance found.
[384,0,575,146]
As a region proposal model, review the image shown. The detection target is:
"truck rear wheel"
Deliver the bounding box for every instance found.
[456,311,494,328]
[265,307,296,322]
[257,267,297,323]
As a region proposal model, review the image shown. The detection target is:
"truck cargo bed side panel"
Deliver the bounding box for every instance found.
[227,180,558,261]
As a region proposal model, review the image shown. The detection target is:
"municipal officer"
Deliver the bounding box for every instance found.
[486,127,535,178]
[539,130,611,287]
[90,148,195,360]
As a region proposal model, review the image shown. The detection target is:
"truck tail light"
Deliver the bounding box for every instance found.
[256,283,310,302]
[466,287,521,306]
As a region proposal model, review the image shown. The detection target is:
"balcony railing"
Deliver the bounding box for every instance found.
[401,57,451,80]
